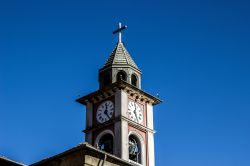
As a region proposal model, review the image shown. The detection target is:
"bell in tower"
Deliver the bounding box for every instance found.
[76,23,161,166]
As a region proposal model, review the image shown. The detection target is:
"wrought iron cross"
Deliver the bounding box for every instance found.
[113,22,127,43]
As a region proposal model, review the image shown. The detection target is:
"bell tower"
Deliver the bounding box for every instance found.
[76,23,161,166]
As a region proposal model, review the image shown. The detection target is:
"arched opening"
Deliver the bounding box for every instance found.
[98,133,113,154]
[116,71,127,82]
[129,135,141,164]
[131,74,138,87]
[103,73,111,86]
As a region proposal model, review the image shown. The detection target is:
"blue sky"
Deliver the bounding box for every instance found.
[0,0,250,165]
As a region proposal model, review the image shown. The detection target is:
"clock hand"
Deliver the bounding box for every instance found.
[104,104,111,119]
[104,110,110,119]
[134,107,139,122]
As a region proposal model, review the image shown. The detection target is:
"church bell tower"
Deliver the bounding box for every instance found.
[76,23,161,166]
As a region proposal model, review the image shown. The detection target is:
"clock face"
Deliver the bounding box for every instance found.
[96,100,114,124]
[128,101,143,124]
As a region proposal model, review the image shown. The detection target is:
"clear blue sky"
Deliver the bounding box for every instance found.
[0,0,250,165]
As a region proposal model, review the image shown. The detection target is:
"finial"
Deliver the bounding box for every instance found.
[113,22,127,43]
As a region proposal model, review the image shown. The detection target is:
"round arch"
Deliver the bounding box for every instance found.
[116,70,127,82]
[131,73,138,87]
[95,130,114,154]
[128,131,146,165]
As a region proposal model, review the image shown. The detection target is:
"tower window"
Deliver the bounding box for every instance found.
[116,71,127,82]
[98,133,113,154]
[131,74,138,87]
[129,135,141,163]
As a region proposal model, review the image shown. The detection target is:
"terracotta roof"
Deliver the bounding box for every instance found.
[103,42,139,70]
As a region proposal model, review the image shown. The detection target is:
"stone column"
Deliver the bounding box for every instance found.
[147,103,155,166]
[114,89,129,160]
[85,102,93,144]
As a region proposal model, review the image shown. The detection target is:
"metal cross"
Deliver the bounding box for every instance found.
[113,22,127,43]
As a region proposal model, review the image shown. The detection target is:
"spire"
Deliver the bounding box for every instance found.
[102,42,139,70]
[101,23,140,71]
[99,23,141,89]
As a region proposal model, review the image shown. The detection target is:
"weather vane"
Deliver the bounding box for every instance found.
[113,22,127,43]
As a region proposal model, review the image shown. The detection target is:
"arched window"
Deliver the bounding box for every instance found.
[129,135,141,163]
[116,71,127,82]
[131,74,138,87]
[98,133,113,154]
[103,73,111,86]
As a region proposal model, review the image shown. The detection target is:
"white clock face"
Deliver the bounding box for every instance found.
[128,101,143,124]
[96,100,114,124]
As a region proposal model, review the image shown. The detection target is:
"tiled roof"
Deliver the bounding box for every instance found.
[103,42,139,69]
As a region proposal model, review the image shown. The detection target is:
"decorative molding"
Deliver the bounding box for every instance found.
[76,80,161,106]
[84,116,155,134]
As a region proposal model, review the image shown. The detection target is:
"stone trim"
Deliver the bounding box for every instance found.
[83,116,155,134]
[76,80,161,106]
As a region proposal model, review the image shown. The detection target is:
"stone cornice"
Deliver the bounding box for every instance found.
[76,80,162,106]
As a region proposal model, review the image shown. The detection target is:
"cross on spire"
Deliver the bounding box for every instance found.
[113,22,127,43]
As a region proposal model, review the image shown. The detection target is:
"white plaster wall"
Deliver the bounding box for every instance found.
[146,103,154,130]
[147,132,155,166]
[146,103,155,166]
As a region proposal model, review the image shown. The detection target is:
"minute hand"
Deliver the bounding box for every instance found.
[104,110,110,119]
[104,104,111,119]
[134,107,139,122]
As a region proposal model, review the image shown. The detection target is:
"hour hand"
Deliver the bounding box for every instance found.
[134,109,138,122]
[103,108,110,119]
[105,111,110,119]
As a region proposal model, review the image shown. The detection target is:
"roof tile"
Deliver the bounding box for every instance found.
[103,42,139,69]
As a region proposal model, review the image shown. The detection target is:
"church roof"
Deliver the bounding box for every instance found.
[31,143,135,166]
[103,42,139,70]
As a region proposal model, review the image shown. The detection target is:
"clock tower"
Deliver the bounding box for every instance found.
[76,23,161,166]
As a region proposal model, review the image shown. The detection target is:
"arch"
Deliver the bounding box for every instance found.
[131,73,138,87]
[128,131,145,165]
[116,70,127,82]
[95,130,114,154]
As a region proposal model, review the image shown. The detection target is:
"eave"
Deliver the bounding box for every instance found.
[76,80,162,106]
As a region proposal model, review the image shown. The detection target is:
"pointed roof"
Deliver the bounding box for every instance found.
[102,42,139,70]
